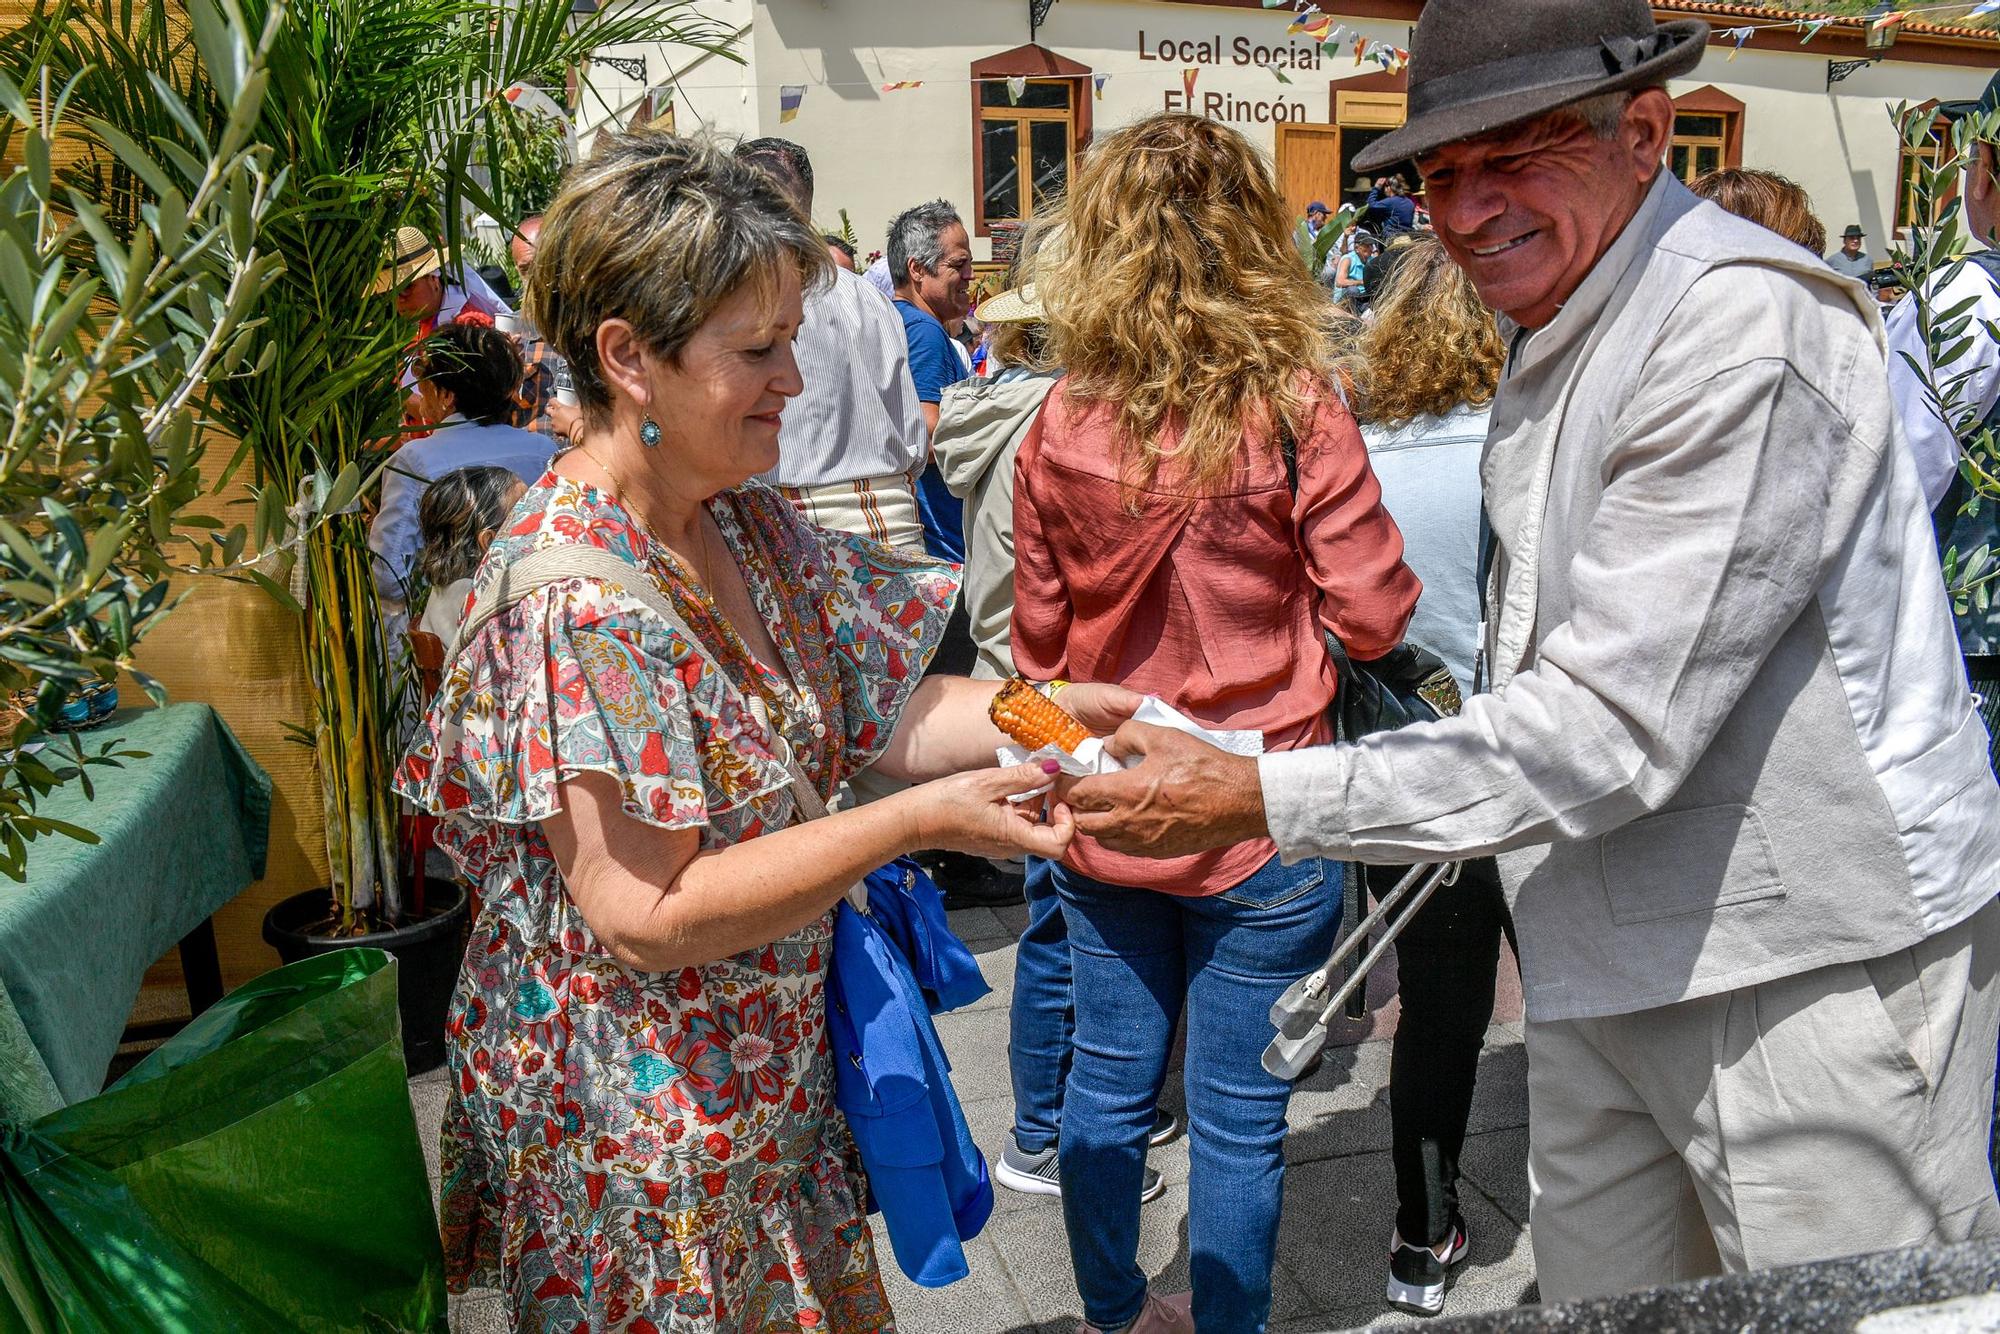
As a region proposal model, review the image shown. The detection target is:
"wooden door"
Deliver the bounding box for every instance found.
[1276,123,1341,222]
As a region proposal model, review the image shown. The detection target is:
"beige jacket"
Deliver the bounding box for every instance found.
[1260,175,2000,1021]
[934,372,1059,680]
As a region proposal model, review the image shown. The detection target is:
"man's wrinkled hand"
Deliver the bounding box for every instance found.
[1056,722,1269,858]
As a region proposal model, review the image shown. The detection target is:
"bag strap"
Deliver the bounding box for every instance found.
[1277,417,1356,673]
[448,543,835,823]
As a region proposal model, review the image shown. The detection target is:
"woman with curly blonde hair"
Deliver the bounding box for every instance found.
[1344,233,1516,1317]
[1012,112,1420,1334]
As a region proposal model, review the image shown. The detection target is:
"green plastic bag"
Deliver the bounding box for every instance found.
[0,948,448,1333]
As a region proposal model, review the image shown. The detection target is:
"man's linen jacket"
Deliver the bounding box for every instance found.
[1260,175,2000,1022]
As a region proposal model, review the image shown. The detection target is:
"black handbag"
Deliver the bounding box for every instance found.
[1278,424,1463,741]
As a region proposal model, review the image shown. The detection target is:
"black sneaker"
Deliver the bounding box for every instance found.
[1386,1216,1468,1317]
[925,851,1027,910]
[1149,1108,1182,1147]
[993,1144,1166,1202]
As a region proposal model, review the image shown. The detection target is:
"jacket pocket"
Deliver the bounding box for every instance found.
[1599,803,1786,926]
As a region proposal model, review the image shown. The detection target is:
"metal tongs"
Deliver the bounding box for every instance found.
[1262,861,1462,1081]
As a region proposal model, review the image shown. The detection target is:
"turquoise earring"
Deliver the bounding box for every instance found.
[639,416,662,448]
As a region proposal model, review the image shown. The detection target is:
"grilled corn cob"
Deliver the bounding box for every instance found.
[990,677,1091,754]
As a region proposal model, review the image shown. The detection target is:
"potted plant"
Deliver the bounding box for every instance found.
[25,0,730,1070]
[0,0,289,879]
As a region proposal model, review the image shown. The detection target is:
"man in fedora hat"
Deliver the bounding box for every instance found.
[1058,0,2000,1305]
[1828,223,1874,281]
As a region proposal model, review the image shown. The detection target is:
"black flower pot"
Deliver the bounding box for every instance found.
[262,884,468,1074]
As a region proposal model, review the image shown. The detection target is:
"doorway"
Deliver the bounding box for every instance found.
[1276,122,1342,223]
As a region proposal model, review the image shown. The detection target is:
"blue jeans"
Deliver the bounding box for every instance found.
[1010,856,1072,1153]
[1054,854,1339,1334]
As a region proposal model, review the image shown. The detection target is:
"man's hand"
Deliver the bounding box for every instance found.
[1058,722,1269,858]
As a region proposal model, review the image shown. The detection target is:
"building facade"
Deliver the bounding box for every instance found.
[578,0,1999,268]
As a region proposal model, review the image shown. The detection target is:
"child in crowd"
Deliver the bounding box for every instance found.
[412,466,527,644]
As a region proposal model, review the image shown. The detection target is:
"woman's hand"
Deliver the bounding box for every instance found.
[904,760,1075,861]
[1058,682,1144,736]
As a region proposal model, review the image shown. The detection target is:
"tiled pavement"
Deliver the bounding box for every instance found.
[420,900,1537,1334]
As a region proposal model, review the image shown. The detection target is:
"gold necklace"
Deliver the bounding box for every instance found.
[571,439,717,592]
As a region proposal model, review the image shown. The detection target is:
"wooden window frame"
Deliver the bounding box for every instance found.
[1669,84,1745,185]
[1895,101,1957,239]
[970,44,1093,238]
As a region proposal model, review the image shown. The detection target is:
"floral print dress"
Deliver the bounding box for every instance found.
[395,473,957,1333]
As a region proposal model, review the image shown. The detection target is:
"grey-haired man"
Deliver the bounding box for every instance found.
[1061,0,2000,1303]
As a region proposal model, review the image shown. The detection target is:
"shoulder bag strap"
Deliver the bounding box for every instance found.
[447,544,837,825]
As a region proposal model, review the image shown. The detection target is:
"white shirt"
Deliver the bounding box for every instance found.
[368,417,552,612]
[1884,253,2000,509]
[764,267,927,488]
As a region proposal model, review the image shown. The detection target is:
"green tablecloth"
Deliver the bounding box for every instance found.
[1,704,270,1121]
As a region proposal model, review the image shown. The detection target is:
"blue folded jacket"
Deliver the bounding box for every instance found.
[824,859,993,1287]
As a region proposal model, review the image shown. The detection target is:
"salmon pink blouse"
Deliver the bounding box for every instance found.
[1011,378,1420,895]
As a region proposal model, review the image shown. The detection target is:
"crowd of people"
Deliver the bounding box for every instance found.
[371,1,2000,1331]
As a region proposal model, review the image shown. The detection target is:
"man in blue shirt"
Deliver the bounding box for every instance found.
[887,199,975,562]
[1365,174,1419,236]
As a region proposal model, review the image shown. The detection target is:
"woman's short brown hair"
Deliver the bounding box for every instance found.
[524,132,830,423]
[1688,167,1828,255]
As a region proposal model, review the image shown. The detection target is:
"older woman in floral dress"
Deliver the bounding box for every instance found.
[396,133,1131,1333]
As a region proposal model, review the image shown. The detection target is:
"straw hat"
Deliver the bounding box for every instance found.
[975,283,1043,324]
[370,225,442,296]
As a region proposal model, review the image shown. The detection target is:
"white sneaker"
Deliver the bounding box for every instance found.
[1385,1218,1469,1317]
[993,1143,1166,1202]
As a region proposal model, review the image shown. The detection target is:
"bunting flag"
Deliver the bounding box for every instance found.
[1319,24,1353,53]
[1868,10,1905,42]
[1183,66,1200,101]
[1265,61,1295,85]
[880,80,922,92]
[1971,0,2000,16]
[1723,25,1755,58]
[1261,0,1290,8]
[1354,33,1368,65]
[1092,72,1110,99]
[1288,11,1333,39]
[1006,75,1027,103]
[779,84,805,123]
[500,81,576,151]
[1797,17,1831,41]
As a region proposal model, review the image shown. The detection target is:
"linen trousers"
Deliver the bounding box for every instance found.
[1525,897,2000,1304]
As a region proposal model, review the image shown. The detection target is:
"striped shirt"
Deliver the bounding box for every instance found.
[763,267,927,488]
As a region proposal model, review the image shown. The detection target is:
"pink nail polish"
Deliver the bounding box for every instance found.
[1041,760,1061,774]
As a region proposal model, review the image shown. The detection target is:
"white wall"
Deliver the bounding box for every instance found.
[1674,48,1989,249]
[578,0,1992,261]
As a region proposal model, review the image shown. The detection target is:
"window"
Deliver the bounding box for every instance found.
[1670,113,1728,184]
[1668,86,1744,184]
[979,79,1075,227]
[1897,106,1954,234]
[969,44,1093,237]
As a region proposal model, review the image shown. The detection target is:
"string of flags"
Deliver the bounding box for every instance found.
[720,0,1994,127]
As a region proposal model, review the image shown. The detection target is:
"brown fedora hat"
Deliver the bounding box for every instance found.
[1353,0,1708,173]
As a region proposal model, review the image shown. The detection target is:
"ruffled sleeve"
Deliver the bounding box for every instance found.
[815,526,961,777]
[732,486,961,779]
[394,575,793,840]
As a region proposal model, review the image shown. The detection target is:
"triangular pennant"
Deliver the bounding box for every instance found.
[1265,61,1294,85]
[778,84,805,123]
[1288,12,1332,39]
[1183,67,1200,101]
[1797,17,1830,41]
[1006,75,1027,104]
[1092,72,1109,100]
[1868,10,1905,41]
[879,80,922,92]
[1724,25,1755,59]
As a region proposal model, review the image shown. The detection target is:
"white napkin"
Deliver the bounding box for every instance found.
[997,695,1264,777]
